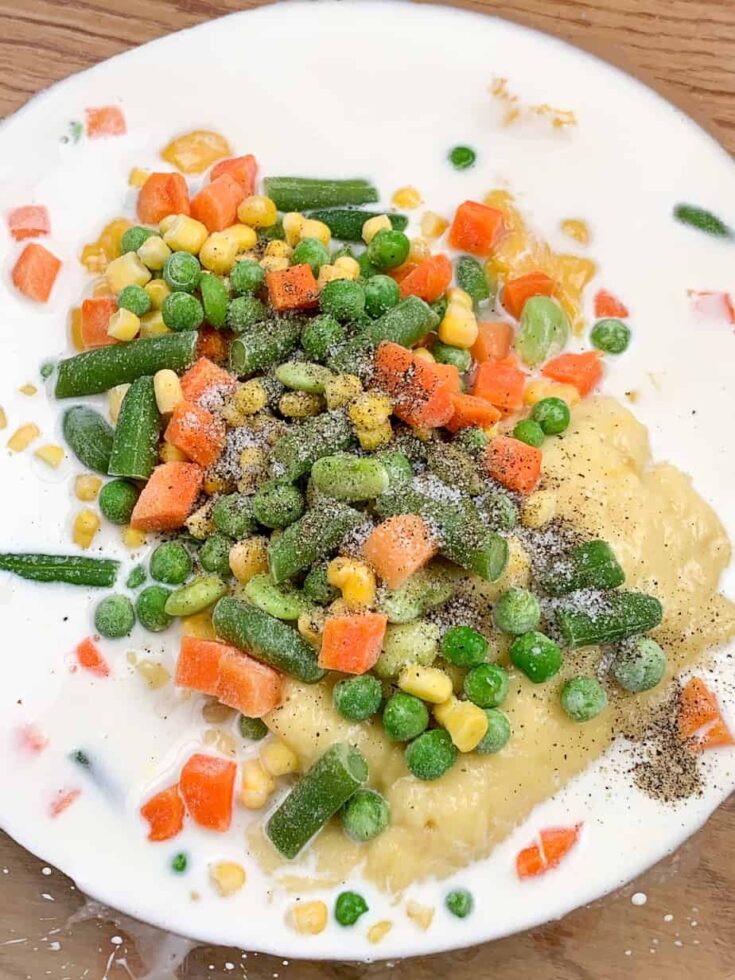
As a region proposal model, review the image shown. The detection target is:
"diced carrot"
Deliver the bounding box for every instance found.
[8,205,50,241]
[210,154,258,194]
[445,393,501,432]
[137,172,190,224]
[594,288,629,318]
[679,677,734,752]
[515,843,545,878]
[130,461,203,532]
[318,612,388,675]
[541,351,602,397]
[471,356,526,413]
[472,321,513,363]
[375,341,454,429]
[190,173,244,233]
[80,297,118,348]
[164,401,225,468]
[427,361,462,394]
[85,106,126,138]
[363,514,438,590]
[75,637,110,678]
[16,723,48,754]
[180,356,236,403]
[502,272,555,319]
[176,635,225,697]
[398,254,453,302]
[448,201,506,256]
[179,753,236,832]
[140,785,185,842]
[49,787,81,818]
[11,243,62,303]
[216,650,283,718]
[516,824,581,879]
[266,264,320,312]
[484,435,542,494]
[390,262,419,284]
[196,326,230,363]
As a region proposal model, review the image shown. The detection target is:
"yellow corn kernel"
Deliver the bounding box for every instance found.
[279,391,323,418]
[409,237,431,263]
[153,369,183,415]
[222,381,268,425]
[181,610,216,639]
[160,440,188,463]
[209,861,246,897]
[362,214,391,244]
[446,287,473,310]
[260,739,300,777]
[283,212,305,247]
[75,474,102,501]
[433,696,489,752]
[291,901,328,936]
[316,264,345,289]
[264,239,293,259]
[327,557,377,609]
[136,659,170,690]
[239,759,276,810]
[328,597,351,617]
[413,348,435,364]
[324,374,362,410]
[260,255,290,274]
[237,450,268,494]
[121,526,146,549]
[105,252,152,293]
[348,392,392,431]
[333,255,360,280]
[70,307,84,350]
[158,215,177,236]
[186,501,215,540]
[438,304,478,348]
[222,223,257,252]
[162,130,231,174]
[367,921,393,944]
[392,186,422,209]
[91,277,114,298]
[19,383,37,396]
[34,444,64,469]
[204,473,232,495]
[523,378,580,407]
[398,665,453,704]
[0,407,6,430]
[229,537,269,584]
[520,489,557,529]
[107,384,130,424]
[72,508,100,550]
[79,245,107,274]
[134,235,170,273]
[7,423,40,452]
[406,901,435,931]
[107,308,141,342]
[80,217,131,272]
[237,195,278,229]
[300,218,331,246]
[297,607,326,646]
[144,278,171,309]
[421,211,449,239]
[199,233,239,274]
[356,421,392,451]
[560,218,590,245]
[128,167,150,188]
[139,310,170,339]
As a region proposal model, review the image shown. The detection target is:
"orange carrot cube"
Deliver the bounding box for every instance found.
[444,393,501,432]
[210,154,258,194]
[130,461,203,532]
[80,297,118,348]
[190,173,244,232]
[471,356,526,413]
[448,201,505,256]
[180,356,236,403]
[472,321,513,363]
[137,172,190,224]
[502,272,555,319]
[363,515,438,590]
[164,401,225,468]
[541,351,602,397]
[8,205,50,241]
[140,785,185,842]
[318,612,388,675]
[266,264,320,312]
[484,435,542,494]
[179,753,236,832]
[12,243,61,302]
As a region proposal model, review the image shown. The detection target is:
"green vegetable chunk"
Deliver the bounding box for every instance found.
[0,553,118,588]
[267,502,362,584]
[275,361,334,394]
[125,565,146,589]
[164,575,228,616]
[556,591,663,648]
[171,852,188,874]
[431,340,471,372]
[135,585,173,632]
[244,574,306,621]
[163,251,201,293]
[305,208,407,242]
[382,692,429,742]
[475,491,518,531]
[252,480,305,529]
[335,890,369,926]
[673,203,732,239]
[456,255,491,305]
[448,145,477,170]
[199,273,230,328]
[292,237,330,275]
[108,376,161,481]
[227,295,268,333]
[561,676,609,721]
[367,229,410,270]
[311,453,389,500]
[493,588,541,635]
[199,534,233,578]
[364,275,400,318]
[162,291,204,332]
[611,636,667,692]
[149,541,192,584]
[427,443,482,496]
[303,563,339,605]
[62,405,114,473]
[590,318,631,354]
[320,279,366,322]
[516,296,569,367]
[333,675,383,721]
[230,260,265,296]
[40,361,55,380]
[301,314,345,362]
[455,427,489,454]
[357,251,379,279]
[441,625,488,668]
[509,631,562,683]
[265,742,368,858]
[539,539,625,596]
[118,284,151,317]
[238,715,268,741]
[365,295,439,347]
[513,419,545,448]
[94,594,135,638]
[263,177,379,212]
[341,788,390,842]
[376,449,413,488]
[121,226,154,254]
[98,479,139,525]
[374,621,440,679]
[532,396,570,435]
[212,494,256,539]
[271,411,355,482]
[229,320,301,377]
[405,729,457,781]
[464,663,509,707]
[475,709,511,754]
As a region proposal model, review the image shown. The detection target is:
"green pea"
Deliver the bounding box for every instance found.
[230,259,265,296]
[291,237,330,276]
[432,341,471,372]
[212,493,256,539]
[117,284,151,317]
[121,226,154,254]
[252,480,304,529]
[611,636,667,692]
[590,317,631,354]
[516,296,569,367]
[199,534,233,578]
[382,692,429,742]
[448,145,476,170]
[171,852,188,874]
[94,594,135,638]
[238,715,268,741]
[455,426,489,454]
[301,314,346,362]
[367,229,410,270]
[199,273,230,329]
[333,675,383,721]
[364,274,400,318]
[163,251,201,293]
[125,565,146,590]
[98,479,139,525]
[475,709,511,754]
[405,729,457,781]
[40,361,55,380]
[532,396,570,435]
[509,631,562,683]
[149,541,192,585]
[493,588,541,634]
[513,419,545,447]
[341,788,390,842]
[319,279,366,321]
[561,675,609,721]
[464,663,509,708]
[135,585,173,632]
[164,575,227,617]
[445,888,474,918]
[335,891,369,927]
[162,291,204,332]
[227,295,268,333]
[357,251,379,279]
[441,625,488,667]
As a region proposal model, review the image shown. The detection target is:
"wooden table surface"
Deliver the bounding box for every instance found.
[0,2,734,978]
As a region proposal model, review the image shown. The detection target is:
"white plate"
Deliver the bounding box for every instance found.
[0,0,734,962]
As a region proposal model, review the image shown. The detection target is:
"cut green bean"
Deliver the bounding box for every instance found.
[539,540,625,596]
[243,574,308,620]
[263,177,379,212]
[0,553,118,587]
[107,377,161,481]
[271,411,355,481]
[311,453,389,500]
[267,502,362,583]
[229,320,301,377]
[673,203,731,239]
[304,208,408,241]
[456,255,491,305]
[556,591,663,648]
[62,406,114,474]
[427,444,482,496]
[378,569,455,624]
[364,296,439,347]
[164,575,228,616]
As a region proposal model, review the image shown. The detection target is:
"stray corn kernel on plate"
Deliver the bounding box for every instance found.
[0,0,735,961]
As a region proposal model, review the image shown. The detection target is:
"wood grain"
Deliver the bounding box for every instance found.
[0,2,734,978]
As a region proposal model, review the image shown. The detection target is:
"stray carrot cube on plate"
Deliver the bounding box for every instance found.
[8,205,50,241]
[179,753,236,832]
[12,243,62,302]
[140,785,185,841]
[85,105,127,138]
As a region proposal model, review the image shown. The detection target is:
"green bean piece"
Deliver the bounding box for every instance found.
[341,789,390,842]
[304,208,408,242]
[475,709,511,754]
[430,294,448,320]
[590,318,631,355]
[267,502,362,583]
[271,410,355,482]
[275,361,334,394]
[0,553,118,588]
[164,575,228,617]
[357,251,379,280]
[252,480,305,529]
[333,675,383,721]
[509,631,562,683]
[311,453,389,500]
[493,588,541,635]
[383,692,429,742]
[427,443,482,495]
[561,676,608,721]
[364,295,439,347]
[55,332,198,398]
[199,534,233,578]
[238,715,268,741]
[405,729,457,781]
[455,426,489,455]
[301,314,346,363]
[62,405,114,473]
[135,585,173,632]
[539,540,625,596]
[441,625,488,667]
[244,574,307,620]
[108,377,161,481]
[257,221,285,243]
[98,480,139,525]
[448,145,476,170]
[364,275,401,319]
[456,255,491,306]
[199,273,230,329]
[229,260,265,297]
[375,449,413,488]
[326,336,376,382]
[555,591,663,648]
[673,203,732,239]
[445,888,474,918]
[431,341,471,372]
[464,663,509,708]
[212,494,257,539]
[266,742,368,858]
[94,594,135,638]
[229,320,301,377]
[125,564,146,590]
[335,891,369,927]
[374,621,440,679]
[516,296,569,367]
[475,491,518,531]
[149,541,192,584]
[610,636,667,693]
[212,596,326,683]
[263,177,379,213]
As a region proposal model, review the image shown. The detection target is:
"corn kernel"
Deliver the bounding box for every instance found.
[75,474,102,501]
[520,489,557,529]
[80,245,107,274]
[348,392,392,431]
[162,130,232,174]
[333,256,360,280]
[19,383,37,396]
[186,501,215,540]
[200,233,239,274]
[121,526,146,549]
[367,921,393,944]
[316,264,347,288]
[362,214,391,244]
[222,223,257,252]
[560,218,590,245]
[239,759,275,810]
[72,508,100,549]
[80,218,131,272]
[105,252,152,293]
[264,240,292,259]
[91,277,114,298]
[7,423,40,452]
[412,347,435,364]
[406,901,435,931]
[128,167,150,188]
[328,597,351,617]
[107,384,130,424]
[160,441,188,464]
[70,307,84,350]
[438,304,478,348]
[283,212,304,247]
[398,665,453,704]
[153,369,184,415]
[260,255,290,273]
[107,308,141,342]
[204,473,232,495]
[181,610,216,639]
[237,195,278,229]
[229,537,269,584]
[433,696,489,752]
[279,391,323,418]
[209,861,246,897]
[145,278,171,309]
[137,235,172,271]
[260,739,300,777]
[327,557,377,608]
[356,421,392,451]
[297,608,326,646]
[408,237,431,263]
[34,444,64,469]
[324,374,362,410]
[300,218,331,246]
[136,659,170,690]
[222,380,268,425]
[420,211,449,239]
[392,186,422,209]
[139,310,170,338]
[291,901,328,936]
[0,407,6,430]
[523,378,580,407]
[158,215,177,236]
[446,287,473,310]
